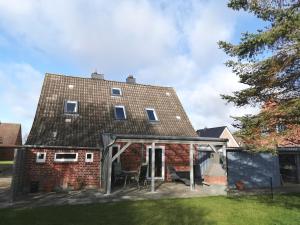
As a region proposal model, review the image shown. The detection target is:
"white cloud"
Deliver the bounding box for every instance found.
[0,0,177,72]
[0,63,43,140]
[0,0,260,136]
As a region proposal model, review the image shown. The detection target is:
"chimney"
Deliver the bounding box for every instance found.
[126,75,136,84]
[91,71,104,80]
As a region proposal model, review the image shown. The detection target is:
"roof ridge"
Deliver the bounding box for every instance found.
[197,126,227,131]
[45,73,173,89]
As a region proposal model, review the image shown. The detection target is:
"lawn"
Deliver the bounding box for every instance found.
[0,161,13,165]
[0,194,299,225]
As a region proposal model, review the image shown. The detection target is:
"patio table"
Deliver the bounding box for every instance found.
[122,170,138,188]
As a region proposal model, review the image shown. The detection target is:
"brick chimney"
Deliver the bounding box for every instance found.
[126,75,136,84]
[91,71,104,80]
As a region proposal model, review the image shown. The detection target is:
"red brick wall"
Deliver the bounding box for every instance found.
[117,143,194,181]
[25,143,196,192]
[0,147,15,161]
[24,148,101,192]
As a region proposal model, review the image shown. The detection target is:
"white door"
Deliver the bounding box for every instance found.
[146,146,165,180]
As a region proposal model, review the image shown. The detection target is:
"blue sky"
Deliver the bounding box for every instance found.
[0,0,264,140]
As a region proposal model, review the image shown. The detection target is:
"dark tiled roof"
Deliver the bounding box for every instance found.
[0,123,22,146]
[196,126,227,138]
[26,73,196,147]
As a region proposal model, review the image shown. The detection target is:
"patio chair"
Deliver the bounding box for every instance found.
[167,166,190,186]
[113,162,125,185]
[134,165,149,190]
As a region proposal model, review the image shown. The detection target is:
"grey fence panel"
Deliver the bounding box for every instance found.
[227,151,280,188]
[198,151,212,175]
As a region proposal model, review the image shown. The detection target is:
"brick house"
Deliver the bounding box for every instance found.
[23,73,227,193]
[0,123,22,161]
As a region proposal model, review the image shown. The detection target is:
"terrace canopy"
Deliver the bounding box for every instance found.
[101,133,228,195]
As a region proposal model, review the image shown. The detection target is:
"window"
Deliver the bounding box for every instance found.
[64,100,78,114]
[111,88,122,96]
[146,108,158,121]
[36,152,46,163]
[276,124,286,133]
[85,153,94,162]
[114,105,126,120]
[0,136,3,144]
[54,153,78,162]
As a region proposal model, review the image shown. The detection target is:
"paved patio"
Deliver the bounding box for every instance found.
[1,180,299,209]
[0,182,227,208]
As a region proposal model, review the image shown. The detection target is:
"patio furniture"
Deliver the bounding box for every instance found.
[123,170,139,188]
[113,162,125,185]
[134,164,149,190]
[167,166,190,186]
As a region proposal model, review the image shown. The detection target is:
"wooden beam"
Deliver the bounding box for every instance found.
[106,146,113,195]
[208,144,218,153]
[151,142,155,192]
[111,142,132,162]
[116,139,226,146]
[190,143,194,191]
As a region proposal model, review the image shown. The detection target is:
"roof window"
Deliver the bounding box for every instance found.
[146,108,158,122]
[112,88,122,96]
[114,105,126,120]
[64,100,78,114]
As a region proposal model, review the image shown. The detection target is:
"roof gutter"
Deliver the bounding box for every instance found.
[113,134,228,143]
[22,145,101,150]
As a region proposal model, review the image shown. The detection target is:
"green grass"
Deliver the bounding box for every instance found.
[0,194,299,225]
[0,161,13,165]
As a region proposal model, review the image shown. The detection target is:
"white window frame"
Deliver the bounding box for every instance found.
[111,88,122,96]
[114,105,127,120]
[145,108,159,121]
[85,152,94,162]
[146,145,165,180]
[64,100,78,114]
[54,152,78,162]
[36,152,46,163]
[111,144,121,163]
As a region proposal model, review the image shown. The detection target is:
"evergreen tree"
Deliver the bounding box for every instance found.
[219,0,300,150]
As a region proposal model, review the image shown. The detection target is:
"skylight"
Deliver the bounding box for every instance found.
[114,105,126,120]
[64,100,78,114]
[146,108,158,121]
[112,88,122,96]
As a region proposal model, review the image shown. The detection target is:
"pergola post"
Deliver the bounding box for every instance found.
[222,144,226,157]
[106,146,113,195]
[190,143,194,191]
[151,142,156,192]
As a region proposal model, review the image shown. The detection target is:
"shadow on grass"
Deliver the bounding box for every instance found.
[0,198,216,225]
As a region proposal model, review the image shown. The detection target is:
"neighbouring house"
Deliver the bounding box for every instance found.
[0,123,22,161]
[226,101,300,188]
[197,126,240,148]
[195,126,239,185]
[18,73,227,194]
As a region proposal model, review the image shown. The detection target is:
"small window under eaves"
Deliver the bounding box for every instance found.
[111,88,122,96]
[64,100,78,114]
[114,105,126,120]
[146,108,158,122]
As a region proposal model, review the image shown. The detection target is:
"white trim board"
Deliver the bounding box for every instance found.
[146,145,165,180]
